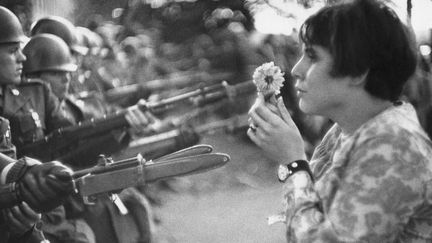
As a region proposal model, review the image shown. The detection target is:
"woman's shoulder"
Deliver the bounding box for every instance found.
[350,104,432,174]
[356,103,431,146]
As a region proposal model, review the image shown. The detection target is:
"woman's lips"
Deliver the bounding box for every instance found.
[296,88,306,97]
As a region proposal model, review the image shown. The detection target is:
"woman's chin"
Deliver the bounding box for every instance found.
[299,101,312,114]
[299,101,322,116]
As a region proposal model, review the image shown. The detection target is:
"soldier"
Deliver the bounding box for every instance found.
[0,116,75,242]
[22,33,154,243]
[75,26,107,93]
[76,26,103,58]
[30,16,117,94]
[22,33,157,165]
[0,6,99,243]
[0,9,76,155]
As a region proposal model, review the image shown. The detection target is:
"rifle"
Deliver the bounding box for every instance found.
[0,144,229,208]
[119,113,249,160]
[18,80,256,161]
[103,71,235,103]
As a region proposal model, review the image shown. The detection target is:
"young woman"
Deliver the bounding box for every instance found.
[248,0,432,242]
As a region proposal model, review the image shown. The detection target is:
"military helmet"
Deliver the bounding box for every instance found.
[30,16,88,55]
[76,26,103,54]
[0,6,26,44]
[22,34,77,74]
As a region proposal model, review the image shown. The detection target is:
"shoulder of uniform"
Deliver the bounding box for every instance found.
[17,78,51,94]
[20,78,45,86]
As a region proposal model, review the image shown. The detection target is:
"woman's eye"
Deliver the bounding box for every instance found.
[303,46,318,62]
[306,51,317,61]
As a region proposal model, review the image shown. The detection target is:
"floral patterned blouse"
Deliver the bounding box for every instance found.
[282,102,432,242]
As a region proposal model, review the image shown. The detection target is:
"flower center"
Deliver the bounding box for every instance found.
[264,75,274,84]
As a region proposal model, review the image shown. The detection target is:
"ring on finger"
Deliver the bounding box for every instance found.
[249,123,257,132]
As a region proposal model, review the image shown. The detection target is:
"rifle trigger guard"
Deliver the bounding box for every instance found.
[83,196,96,205]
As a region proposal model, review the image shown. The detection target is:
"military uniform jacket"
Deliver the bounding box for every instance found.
[56,94,130,168]
[0,79,76,157]
[63,92,116,122]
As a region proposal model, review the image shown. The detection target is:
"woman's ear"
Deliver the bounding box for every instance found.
[349,70,369,87]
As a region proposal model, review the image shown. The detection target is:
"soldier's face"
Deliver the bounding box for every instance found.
[39,71,71,99]
[0,43,26,85]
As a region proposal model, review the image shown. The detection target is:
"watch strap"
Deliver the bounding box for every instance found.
[279,160,314,183]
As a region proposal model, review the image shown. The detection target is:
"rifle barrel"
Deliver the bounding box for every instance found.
[152,82,224,105]
[19,80,254,161]
[105,71,234,103]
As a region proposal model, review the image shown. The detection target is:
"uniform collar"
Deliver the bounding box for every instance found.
[5,85,20,97]
[1,85,30,114]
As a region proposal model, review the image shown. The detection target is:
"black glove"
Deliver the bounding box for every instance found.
[16,159,75,213]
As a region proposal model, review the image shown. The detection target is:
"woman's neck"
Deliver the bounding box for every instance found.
[331,94,393,135]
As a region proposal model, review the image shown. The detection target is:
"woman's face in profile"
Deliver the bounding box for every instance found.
[291,44,353,118]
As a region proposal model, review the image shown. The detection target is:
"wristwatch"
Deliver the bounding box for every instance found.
[278,160,313,183]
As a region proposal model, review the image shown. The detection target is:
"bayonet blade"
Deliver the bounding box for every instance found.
[145,153,229,182]
[153,144,213,162]
[74,153,230,196]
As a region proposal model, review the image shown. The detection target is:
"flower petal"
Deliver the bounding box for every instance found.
[252,62,285,95]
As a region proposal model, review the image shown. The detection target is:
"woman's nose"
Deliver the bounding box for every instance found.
[291,60,303,81]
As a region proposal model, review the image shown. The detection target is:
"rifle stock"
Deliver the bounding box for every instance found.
[18,80,255,161]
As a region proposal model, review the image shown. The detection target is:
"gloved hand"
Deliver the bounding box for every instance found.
[17,159,75,213]
[126,99,163,135]
[3,202,41,237]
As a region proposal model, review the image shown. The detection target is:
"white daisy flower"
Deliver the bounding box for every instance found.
[252,62,285,98]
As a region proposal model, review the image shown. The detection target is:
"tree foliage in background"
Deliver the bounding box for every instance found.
[73,0,127,27]
[120,0,254,43]
[0,0,416,38]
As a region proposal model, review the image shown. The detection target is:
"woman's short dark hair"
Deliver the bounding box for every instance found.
[299,0,417,101]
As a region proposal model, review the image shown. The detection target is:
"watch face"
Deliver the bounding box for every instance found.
[278,165,289,181]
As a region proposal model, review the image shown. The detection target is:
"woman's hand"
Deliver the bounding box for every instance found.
[248,97,306,164]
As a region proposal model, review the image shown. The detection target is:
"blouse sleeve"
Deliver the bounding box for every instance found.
[283,134,426,242]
